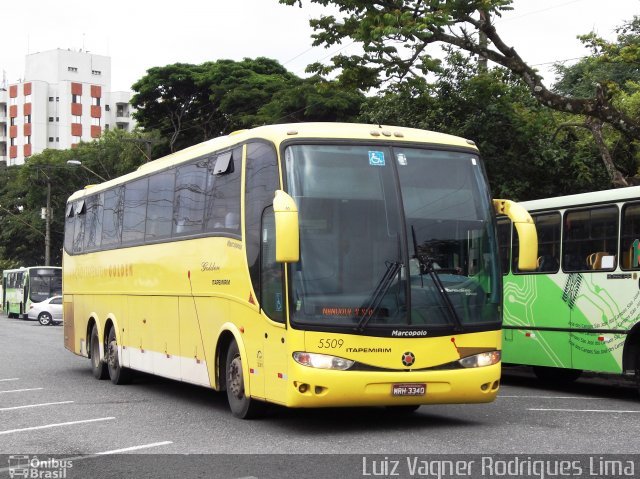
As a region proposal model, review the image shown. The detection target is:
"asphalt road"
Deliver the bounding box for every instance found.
[1,313,639,478]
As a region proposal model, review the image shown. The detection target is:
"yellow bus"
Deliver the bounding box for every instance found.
[63,123,537,418]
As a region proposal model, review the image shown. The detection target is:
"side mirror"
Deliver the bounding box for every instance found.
[493,199,538,271]
[273,190,299,263]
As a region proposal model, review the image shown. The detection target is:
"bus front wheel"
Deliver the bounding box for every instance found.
[225,341,264,419]
[107,327,132,385]
[90,325,109,380]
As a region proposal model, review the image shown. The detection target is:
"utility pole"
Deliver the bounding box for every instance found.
[40,169,52,266]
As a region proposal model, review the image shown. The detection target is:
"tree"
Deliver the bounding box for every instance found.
[359,51,610,200]
[132,58,364,154]
[551,18,640,186]
[131,63,224,154]
[0,130,150,267]
[280,1,640,144]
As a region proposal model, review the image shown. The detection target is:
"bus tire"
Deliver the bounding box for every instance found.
[107,327,132,385]
[90,325,109,380]
[533,366,582,384]
[225,340,264,419]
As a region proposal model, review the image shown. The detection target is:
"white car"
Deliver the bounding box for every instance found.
[28,296,63,325]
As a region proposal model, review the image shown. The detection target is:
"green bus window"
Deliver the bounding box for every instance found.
[620,202,640,270]
[513,212,560,274]
[563,206,618,272]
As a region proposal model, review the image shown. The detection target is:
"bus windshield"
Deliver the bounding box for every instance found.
[29,268,63,303]
[285,143,501,334]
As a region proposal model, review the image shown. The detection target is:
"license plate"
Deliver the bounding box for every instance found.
[392,383,426,396]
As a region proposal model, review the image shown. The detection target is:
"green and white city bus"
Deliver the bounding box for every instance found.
[498,186,640,393]
[2,266,62,318]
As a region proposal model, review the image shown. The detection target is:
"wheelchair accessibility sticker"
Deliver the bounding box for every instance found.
[368,151,385,166]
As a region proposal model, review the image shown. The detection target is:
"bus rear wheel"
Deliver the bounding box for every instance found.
[90,325,109,380]
[107,327,132,385]
[533,366,582,384]
[225,341,264,419]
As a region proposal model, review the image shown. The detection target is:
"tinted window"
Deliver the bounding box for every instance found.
[122,178,149,244]
[245,142,279,300]
[83,194,103,251]
[496,218,511,275]
[146,169,175,241]
[173,159,208,235]
[205,146,242,234]
[73,200,86,253]
[102,186,124,246]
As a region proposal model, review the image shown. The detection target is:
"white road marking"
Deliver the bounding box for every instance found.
[0,388,43,394]
[95,441,174,454]
[529,408,640,413]
[0,417,115,435]
[500,395,600,399]
[0,401,74,411]
[0,378,20,382]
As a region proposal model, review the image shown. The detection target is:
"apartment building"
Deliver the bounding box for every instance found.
[0,49,136,166]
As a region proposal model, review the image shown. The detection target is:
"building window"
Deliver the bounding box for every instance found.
[91,117,101,126]
[24,115,31,124]
[56,97,59,102]
[10,97,17,106]
[49,137,54,142]
[10,117,16,126]
[72,135,81,143]
[24,94,31,103]
[56,117,60,122]
[72,115,81,123]
[25,136,31,145]
[91,97,101,106]
[92,70,102,76]
[49,117,54,122]
[105,105,110,112]
[10,138,16,146]
[68,67,78,72]
[72,94,81,103]
[49,97,54,102]
[56,137,60,142]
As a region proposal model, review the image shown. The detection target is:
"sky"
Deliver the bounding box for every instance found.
[0,0,638,92]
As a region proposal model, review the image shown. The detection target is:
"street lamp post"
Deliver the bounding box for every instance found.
[66,160,109,182]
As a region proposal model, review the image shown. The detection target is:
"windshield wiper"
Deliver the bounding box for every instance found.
[356,260,403,332]
[411,226,464,333]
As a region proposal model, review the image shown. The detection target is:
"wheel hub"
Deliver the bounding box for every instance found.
[228,356,244,400]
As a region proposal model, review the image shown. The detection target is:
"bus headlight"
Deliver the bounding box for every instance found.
[458,351,501,368]
[293,352,355,370]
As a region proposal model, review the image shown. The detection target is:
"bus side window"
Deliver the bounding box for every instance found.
[621,202,640,270]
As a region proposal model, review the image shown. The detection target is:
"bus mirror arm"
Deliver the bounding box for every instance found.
[493,199,538,271]
[273,190,300,263]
